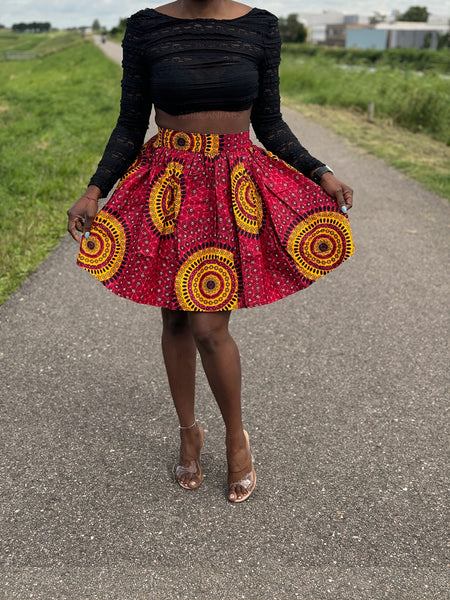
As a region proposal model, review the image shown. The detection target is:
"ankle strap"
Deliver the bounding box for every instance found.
[179,421,197,430]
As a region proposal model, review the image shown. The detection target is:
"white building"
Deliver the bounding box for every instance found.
[296,11,369,44]
[375,21,449,49]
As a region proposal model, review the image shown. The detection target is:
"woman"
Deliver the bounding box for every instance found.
[67,0,354,503]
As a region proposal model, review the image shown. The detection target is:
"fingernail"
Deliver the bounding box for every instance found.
[341,206,348,214]
[84,232,90,239]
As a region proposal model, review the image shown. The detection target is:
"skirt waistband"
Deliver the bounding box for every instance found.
[152,126,252,157]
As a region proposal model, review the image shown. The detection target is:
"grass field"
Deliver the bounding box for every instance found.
[279,51,450,145]
[0,30,85,57]
[0,37,121,304]
[282,44,450,74]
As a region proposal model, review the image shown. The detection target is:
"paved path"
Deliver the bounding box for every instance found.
[1,38,449,600]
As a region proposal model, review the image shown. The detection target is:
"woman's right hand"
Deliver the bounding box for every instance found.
[67,187,101,242]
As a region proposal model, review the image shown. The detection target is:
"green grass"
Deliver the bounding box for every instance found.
[282,44,450,73]
[0,30,86,58]
[280,53,450,145]
[0,41,121,304]
[283,101,450,200]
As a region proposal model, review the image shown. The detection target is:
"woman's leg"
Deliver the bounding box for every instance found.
[161,308,197,426]
[161,308,204,488]
[188,312,255,501]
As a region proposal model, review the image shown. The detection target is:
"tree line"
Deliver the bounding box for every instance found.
[12,22,51,32]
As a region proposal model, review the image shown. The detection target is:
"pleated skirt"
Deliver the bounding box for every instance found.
[77,127,354,311]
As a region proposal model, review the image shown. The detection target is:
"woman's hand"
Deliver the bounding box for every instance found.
[319,173,353,214]
[67,187,101,242]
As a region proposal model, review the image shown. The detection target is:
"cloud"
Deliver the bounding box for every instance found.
[1,0,151,28]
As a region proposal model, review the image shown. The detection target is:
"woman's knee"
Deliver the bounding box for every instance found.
[161,308,190,336]
[189,313,231,354]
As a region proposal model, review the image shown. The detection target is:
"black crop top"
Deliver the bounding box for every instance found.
[89,7,325,195]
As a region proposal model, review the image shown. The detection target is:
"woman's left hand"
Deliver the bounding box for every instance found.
[319,173,353,213]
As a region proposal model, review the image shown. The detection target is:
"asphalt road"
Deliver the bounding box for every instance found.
[0,38,449,600]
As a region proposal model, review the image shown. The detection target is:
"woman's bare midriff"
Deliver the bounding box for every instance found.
[155,107,252,134]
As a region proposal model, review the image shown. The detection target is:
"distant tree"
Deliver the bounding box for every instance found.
[398,6,429,22]
[92,19,101,31]
[12,21,51,32]
[437,32,450,49]
[422,31,432,48]
[0,24,5,29]
[369,12,387,24]
[110,17,128,36]
[279,14,307,43]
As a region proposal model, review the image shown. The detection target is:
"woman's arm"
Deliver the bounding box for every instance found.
[250,15,353,211]
[250,16,325,178]
[88,17,152,197]
[67,17,152,240]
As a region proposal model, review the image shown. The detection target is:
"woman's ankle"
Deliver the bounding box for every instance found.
[226,428,249,460]
[179,420,197,430]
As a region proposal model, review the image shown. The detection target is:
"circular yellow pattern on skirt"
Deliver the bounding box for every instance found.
[231,162,263,237]
[172,131,195,151]
[287,211,354,281]
[78,211,127,282]
[148,161,184,235]
[175,247,239,311]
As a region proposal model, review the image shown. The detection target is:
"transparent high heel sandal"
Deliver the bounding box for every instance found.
[227,430,256,503]
[175,422,204,490]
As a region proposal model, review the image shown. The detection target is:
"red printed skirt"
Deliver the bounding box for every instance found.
[77,127,354,311]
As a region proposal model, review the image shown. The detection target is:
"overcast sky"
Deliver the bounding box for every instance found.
[2,1,449,29]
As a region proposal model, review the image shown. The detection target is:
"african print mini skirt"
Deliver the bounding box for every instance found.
[77,127,354,311]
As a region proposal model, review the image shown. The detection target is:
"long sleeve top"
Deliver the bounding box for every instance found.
[89,7,325,196]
